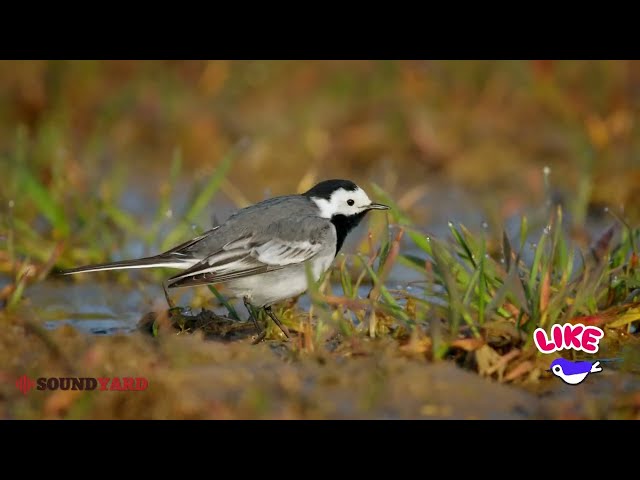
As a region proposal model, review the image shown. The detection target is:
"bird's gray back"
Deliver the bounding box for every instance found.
[182,195,333,257]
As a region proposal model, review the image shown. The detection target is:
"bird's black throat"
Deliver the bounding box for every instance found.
[331,211,369,256]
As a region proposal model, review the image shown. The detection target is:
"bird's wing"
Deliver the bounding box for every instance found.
[163,226,221,256]
[167,218,334,288]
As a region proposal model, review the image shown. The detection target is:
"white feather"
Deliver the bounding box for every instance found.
[61,260,198,275]
[175,238,323,280]
[310,187,373,218]
[255,239,320,265]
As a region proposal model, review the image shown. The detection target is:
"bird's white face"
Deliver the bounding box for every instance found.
[311,186,387,219]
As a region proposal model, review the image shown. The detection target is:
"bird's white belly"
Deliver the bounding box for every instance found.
[223,252,335,307]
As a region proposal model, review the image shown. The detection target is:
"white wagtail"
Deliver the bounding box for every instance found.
[61,179,389,340]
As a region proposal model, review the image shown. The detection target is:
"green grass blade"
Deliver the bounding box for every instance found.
[183,149,235,224]
[478,237,487,325]
[503,230,512,271]
[406,229,433,255]
[398,254,429,273]
[462,265,481,307]
[103,204,144,237]
[431,239,480,337]
[152,147,183,230]
[162,143,241,249]
[359,256,410,323]
[519,216,528,252]
[369,183,413,226]
[449,222,477,269]
[207,285,240,320]
[528,232,548,288]
[19,167,70,237]
[339,258,354,298]
[169,147,183,183]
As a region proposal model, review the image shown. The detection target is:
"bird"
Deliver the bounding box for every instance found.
[60,179,390,341]
[548,358,603,385]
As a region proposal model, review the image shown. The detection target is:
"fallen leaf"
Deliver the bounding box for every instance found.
[475,345,502,377]
[450,338,485,351]
[486,348,522,381]
[504,360,535,382]
[399,337,432,355]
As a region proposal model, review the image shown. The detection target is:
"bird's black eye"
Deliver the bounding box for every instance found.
[347,199,354,206]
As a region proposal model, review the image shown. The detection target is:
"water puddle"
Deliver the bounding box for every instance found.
[25,282,145,335]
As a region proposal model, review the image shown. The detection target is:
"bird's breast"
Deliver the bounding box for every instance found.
[224,252,335,307]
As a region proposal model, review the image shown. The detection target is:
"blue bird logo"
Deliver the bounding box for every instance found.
[549,358,602,385]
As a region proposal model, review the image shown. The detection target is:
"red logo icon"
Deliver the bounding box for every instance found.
[16,375,36,395]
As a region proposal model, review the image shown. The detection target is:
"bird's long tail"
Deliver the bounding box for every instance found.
[59,255,195,276]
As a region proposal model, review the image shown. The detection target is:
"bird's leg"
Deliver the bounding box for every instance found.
[162,280,176,309]
[243,296,264,336]
[244,297,267,344]
[264,306,290,339]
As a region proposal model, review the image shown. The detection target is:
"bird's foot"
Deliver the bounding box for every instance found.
[243,298,290,343]
[251,330,268,344]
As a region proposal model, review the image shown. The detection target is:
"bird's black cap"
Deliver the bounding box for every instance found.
[303,179,358,200]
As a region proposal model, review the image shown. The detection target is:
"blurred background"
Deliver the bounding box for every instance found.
[2,60,639,229]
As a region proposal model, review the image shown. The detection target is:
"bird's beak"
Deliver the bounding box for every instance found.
[366,203,390,211]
